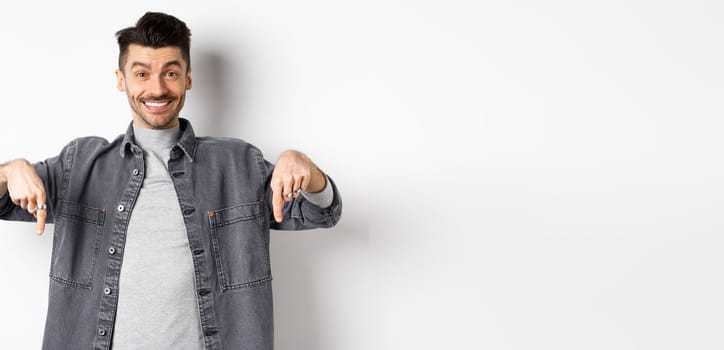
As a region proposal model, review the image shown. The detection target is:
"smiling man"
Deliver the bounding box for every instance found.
[117,44,190,130]
[0,12,341,350]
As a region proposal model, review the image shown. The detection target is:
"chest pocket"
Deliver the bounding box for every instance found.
[208,200,270,291]
[50,200,105,289]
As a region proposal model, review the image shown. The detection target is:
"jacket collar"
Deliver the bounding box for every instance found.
[120,118,198,162]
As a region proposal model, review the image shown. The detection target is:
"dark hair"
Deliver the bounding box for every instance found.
[115,12,191,71]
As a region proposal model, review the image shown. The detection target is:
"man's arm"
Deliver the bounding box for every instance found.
[0,159,49,234]
[0,163,7,198]
[265,150,342,230]
[270,150,327,223]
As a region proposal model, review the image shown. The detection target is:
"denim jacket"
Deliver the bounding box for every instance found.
[0,118,342,349]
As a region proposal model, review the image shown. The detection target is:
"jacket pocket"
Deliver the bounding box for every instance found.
[208,200,270,291]
[50,200,105,289]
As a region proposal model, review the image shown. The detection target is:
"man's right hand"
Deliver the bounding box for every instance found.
[0,159,47,235]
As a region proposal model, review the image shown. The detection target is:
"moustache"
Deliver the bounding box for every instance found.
[140,95,176,102]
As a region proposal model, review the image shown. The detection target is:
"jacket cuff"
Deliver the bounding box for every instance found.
[300,175,333,208]
[0,191,12,216]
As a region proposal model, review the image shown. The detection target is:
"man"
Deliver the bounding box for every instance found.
[0,12,341,350]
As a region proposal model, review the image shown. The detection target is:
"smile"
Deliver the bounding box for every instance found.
[143,100,171,107]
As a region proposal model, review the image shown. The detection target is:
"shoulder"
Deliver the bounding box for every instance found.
[196,136,257,148]
[70,135,118,152]
[72,136,113,147]
[196,136,264,157]
[58,135,124,159]
[194,136,270,173]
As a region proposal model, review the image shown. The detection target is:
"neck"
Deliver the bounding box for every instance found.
[133,115,180,130]
[132,123,181,153]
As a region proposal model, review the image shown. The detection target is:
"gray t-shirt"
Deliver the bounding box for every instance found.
[112,124,204,349]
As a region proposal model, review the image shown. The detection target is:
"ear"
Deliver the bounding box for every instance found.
[186,68,192,90]
[115,69,125,92]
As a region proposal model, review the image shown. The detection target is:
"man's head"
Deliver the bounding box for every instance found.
[115,12,192,130]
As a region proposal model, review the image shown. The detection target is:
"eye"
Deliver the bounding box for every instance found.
[135,72,147,78]
[166,71,179,77]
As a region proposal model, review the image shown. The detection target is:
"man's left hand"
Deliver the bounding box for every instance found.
[270,150,326,223]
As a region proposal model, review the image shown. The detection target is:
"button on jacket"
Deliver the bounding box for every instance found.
[0,118,342,349]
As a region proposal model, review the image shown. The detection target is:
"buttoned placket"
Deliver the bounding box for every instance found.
[167,145,220,349]
[93,145,146,350]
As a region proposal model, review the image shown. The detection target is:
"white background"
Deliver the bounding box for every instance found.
[1,1,722,349]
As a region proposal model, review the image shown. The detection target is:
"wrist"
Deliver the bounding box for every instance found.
[305,167,327,193]
[0,162,7,184]
[0,159,30,186]
[0,163,7,197]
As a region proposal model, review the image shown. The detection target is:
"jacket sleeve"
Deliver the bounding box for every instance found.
[259,154,342,231]
[0,139,76,224]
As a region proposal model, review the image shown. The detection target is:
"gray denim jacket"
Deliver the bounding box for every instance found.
[0,118,342,349]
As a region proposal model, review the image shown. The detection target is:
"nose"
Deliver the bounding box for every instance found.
[148,74,169,97]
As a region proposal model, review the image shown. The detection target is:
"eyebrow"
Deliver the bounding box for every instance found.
[130,60,184,70]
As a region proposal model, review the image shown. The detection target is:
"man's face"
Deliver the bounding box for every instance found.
[115,44,192,129]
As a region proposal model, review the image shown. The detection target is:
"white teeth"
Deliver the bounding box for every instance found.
[144,101,169,107]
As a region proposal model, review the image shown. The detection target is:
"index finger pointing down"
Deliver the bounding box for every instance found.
[36,208,47,235]
[271,180,285,223]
